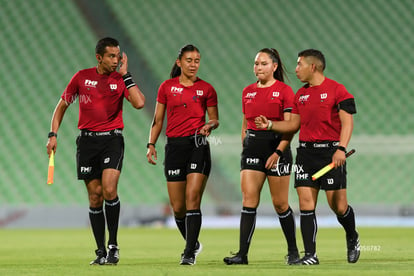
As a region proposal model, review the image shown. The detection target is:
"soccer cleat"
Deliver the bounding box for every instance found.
[298,253,319,265]
[194,242,203,257]
[105,244,120,265]
[347,232,360,263]
[90,248,106,265]
[223,253,248,265]
[285,250,300,265]
[180,253,196,265]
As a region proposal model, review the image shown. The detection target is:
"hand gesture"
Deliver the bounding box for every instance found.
[118,52,128,76]
[255,115,270,129]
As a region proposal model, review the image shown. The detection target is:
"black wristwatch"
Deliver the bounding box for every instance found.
[337,146,346,152]
[48,132,57,138]
[146,143,155,148]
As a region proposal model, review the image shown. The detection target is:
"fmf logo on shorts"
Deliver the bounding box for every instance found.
[327,178,334,184]
[296,173,309,180]
[246,158,259,165]
[168,169,180,176]
[81,166,92,174]
[190,163,197,169]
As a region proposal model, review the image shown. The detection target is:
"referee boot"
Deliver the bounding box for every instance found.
[347,232,360,263]
[297,253,319,265]
[223,252,248,265]
[105,244,120,265]
[285,249,300,265]
[90,248,106,265]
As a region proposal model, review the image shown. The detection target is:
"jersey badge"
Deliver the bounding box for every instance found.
[299,94,310,104]
[245,92,257,99]
[272,91,280,98]
[85,79,97,88]
[110,84,117,91]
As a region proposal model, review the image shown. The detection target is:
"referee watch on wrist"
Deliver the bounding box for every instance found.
[48,132,57,138]
[337,146,346,152]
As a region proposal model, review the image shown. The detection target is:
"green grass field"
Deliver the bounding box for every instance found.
[1,227,413,275]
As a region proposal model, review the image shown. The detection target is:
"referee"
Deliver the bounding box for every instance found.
[46,37,145,265]
[146,44,219,265]
[223,48,298,265]
[255,49,360,265]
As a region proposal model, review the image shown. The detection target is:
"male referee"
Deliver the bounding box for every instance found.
[255,49,360,265]
[46,37,145,265]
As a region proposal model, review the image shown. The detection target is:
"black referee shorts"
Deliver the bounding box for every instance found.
[294,145,347,190]
[164,135,211,182]
[240,130,292,176]
[76,130,124,180]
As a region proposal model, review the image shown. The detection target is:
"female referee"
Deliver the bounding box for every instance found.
[146,44,219,265]
[223,48,299,265]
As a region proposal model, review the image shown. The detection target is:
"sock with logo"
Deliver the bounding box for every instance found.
[277,206,298,253]
[238,206,257,257]
[105,196,120,246]
[89,206,106,250]
[184,209,202,256]
[175,216,186,240]
[300,209,317,255]
[337,205,358,239]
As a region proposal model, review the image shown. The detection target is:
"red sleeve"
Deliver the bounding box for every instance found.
[206,84,218,107]
[61,71,80,104]
[335,84,354,104]
[156,81,168,105]
[291,88,302,114]
[282,85,295,112]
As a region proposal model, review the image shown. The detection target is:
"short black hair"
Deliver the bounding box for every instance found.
[298,49,326,71]
[95,37,119,56]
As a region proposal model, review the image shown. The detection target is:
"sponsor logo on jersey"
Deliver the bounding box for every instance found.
[320,93,328,99]
[272,91,280,97]
[196,90,203,96]
[85,80,98,88]
[110,84,117,91]
[171,86,184,94]
[245,92,257,98]
[299,94,310,103]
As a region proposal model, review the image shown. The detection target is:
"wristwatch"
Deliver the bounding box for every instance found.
[48,132,57,138]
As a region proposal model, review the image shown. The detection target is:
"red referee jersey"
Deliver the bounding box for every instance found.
[157,77,218,137]
[242,81,295,131]
[292,78,354,141]
[61,68,129,131]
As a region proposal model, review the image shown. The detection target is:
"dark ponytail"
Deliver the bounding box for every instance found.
[170,44,200,78]
[258,48,288,82]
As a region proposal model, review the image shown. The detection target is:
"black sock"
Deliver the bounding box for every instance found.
[277,206,298,253]
[175,216,186,240]
[184,209,202,256]
[337,205,357,239]
[105,196,120,246]
[238,207,257,257]
[89,206,106,250]
[300,210,317,255]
